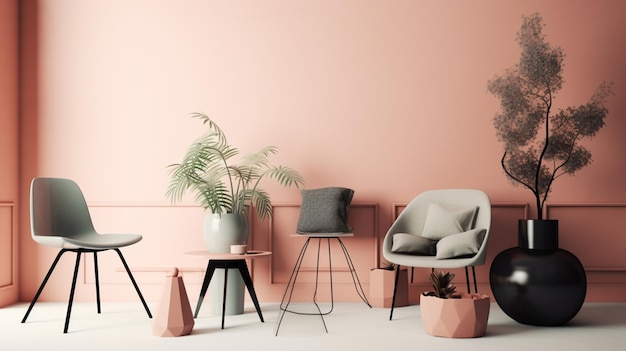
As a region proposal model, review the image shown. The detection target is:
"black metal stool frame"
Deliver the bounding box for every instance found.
[275,235,371,335]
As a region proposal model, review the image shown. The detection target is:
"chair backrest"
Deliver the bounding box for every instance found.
[384,189,492,266]
[389,189,491,236]
[30,178,96,244]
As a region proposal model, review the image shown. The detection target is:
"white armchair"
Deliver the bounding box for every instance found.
[382,189,491,320]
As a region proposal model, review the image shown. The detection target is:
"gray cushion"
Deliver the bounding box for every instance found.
[435,228,486,259]
[391,233,436,255]
[421,202,478,240]
[296,187,354,233]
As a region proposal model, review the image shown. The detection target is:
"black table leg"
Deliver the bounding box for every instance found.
[194,261,217,318]
[236,260,264,322]
[193,259,265,329]
[221,268,228,329]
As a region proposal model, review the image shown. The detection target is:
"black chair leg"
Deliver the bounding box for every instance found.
[64,251,83,333]
[114,249,152,318]
[389,264,401,321]
[464,267,471,294]
[472,266,478,293]
[94,252,101,314]
[21,249,68,324]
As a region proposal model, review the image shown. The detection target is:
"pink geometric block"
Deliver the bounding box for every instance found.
[152,268,195,337]
[420,293,490,338]
[369,268,409,308]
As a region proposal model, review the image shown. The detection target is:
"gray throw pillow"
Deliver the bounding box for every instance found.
[435,228,486,259]
[296,187,354,233]
[391,233,436,255]
[421,203,478,240]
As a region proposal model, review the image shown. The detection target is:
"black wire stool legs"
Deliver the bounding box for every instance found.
[275,236,371,336]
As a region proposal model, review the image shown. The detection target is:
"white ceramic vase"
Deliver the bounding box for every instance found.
[203,213,249,316]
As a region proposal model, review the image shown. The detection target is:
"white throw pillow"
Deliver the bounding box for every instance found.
[436,228,486,259]
[391,233,437,255]
[421,203,478,240]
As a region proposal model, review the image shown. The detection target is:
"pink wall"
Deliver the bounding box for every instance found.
[0,0,19,307]
[14,0,626,305]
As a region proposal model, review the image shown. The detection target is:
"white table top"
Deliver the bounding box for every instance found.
[185,250,272,260]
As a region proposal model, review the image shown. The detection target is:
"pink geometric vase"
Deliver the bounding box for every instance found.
[152,268,195,337]
[420,293,490,338]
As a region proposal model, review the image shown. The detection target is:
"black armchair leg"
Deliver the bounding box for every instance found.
[464,266,471,294]
[472,266,478,293]
[389,264,401,321]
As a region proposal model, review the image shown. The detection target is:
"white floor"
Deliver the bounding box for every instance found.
[1,301,625,351]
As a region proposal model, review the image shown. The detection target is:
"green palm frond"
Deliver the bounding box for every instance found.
[166,113,305,220]
[191,112,229,146]
[237,146,276,182]
[249,189,273,220]
[267,166,306,188]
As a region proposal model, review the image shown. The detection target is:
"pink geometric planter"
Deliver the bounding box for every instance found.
[369,268,409,308]
[152,268,195,337]
[420,293,490,338]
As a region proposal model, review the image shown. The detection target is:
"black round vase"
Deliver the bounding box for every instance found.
[489,219,587,326]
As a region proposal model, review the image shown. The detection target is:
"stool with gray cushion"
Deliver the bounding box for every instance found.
[275,187,371,336]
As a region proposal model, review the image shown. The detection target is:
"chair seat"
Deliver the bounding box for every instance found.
[34,232,142,249]
[294,232,354,238]
[383,251,484,269]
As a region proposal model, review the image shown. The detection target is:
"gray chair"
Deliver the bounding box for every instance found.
[382,189,491,320]
[21,177,152,333]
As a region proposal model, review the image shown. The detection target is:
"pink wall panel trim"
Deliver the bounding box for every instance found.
[0,0,19,307]
[546,203,626,272]
[0,204,16,289]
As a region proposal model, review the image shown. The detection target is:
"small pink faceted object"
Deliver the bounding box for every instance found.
[152,267,195,337]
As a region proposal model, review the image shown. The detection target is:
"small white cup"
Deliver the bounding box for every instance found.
[230,244,247,255]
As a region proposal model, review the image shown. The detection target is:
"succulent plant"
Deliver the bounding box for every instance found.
[426,270,458,299]
[381,261,396,271]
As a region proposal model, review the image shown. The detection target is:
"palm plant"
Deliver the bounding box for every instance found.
[166,112,305,220]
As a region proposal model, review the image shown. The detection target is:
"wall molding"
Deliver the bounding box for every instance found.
[0,202,16,290]
[392,201,529,219]
[546,202,626,272]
